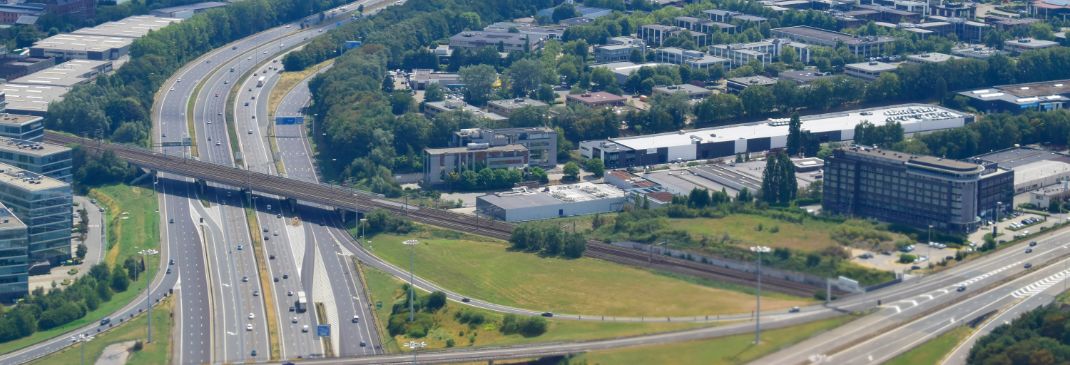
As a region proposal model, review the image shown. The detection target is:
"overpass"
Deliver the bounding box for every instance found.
[47,131,516,239]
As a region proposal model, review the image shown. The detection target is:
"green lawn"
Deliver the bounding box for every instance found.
[28,296,174,365]
[366,230,811,317]
[885,326,972,365]
[0,184,161,355]
[667,215,908,253]
[573,315,855,365]
[360,264,711,353]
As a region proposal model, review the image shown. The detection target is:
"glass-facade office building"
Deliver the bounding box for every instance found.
[0,204,27,301]
[823,147,1014,234]
[0,163,71,264]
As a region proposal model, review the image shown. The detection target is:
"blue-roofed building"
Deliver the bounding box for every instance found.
[536,5,612,22]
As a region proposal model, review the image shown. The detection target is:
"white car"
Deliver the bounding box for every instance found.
[302,325,309,333]
[292,317,298,324]
[246,324,253,331]
[248,313,255,320]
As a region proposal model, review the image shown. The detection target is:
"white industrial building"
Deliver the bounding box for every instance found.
[476,183,627,222]
[581,103,972,168]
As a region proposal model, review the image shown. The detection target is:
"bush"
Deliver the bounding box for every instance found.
[500,314,548,337]
[898,254,917,264]
[425,291,447,312]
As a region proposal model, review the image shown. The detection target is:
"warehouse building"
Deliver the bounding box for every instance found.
[486,98,548,117]
[449,31,546,52]
[423,99,506,122]
[0,163,72,264]
[0,203,27,301]
[30,34,134,61]
[973,147,1070,193]
[958,79,1070,113]
[72,15,180,39]
[580,104,971,169]
[8,59,112,88]
[823,146,1014,233]
[476,183,627,222]
[150,2,227,19]
[771,26,894,58]
[0,84,68,116]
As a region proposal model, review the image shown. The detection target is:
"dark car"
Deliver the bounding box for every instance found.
[461,297,470,303]
[273,277,279,282]
[289,306,294,312]
[251,349,257,357]
[1026,248,1033,254]
[282,274,288,279]
[1024,262,1033,269]
[100,318,111,326]
[1029,241,1038,247]
[957,285,967,292]
[541,312,554,317]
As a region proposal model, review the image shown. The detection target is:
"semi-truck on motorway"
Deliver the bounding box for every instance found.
[257,76,266,87]
[296,291,307,312]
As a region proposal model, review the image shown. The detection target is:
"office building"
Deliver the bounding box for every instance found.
[726,75,777,94]
[638,25,707,47]
[423,144,529,185]
[449,31,545,52]
[651,47,728,70]
[958,79,1070,113]
[771,26,894,58]
[486,98,549,117]
[0,3,44,25]
[591,62,670,84]
[0,139,72,182]
[652,84,713,99]
[822,146,1013,233]
[423,99,506,122]
[844,61,901,81]
[952,44,1003,59]
[905,52,959,65]
[30,34,134,61]
[452,127,557,167]
[567,91,627,108]
[595,38,646,63]
[709,39,811,68]
[0,163,72,264]
[0,114,45,142]
[484,22,566,41]
[1003,38,1059,54]
[407,69,462,90]
[0,203,27,301]
[581,104,971,168]
[476,183,628,222]
[674,16,736,34]
[778,70,835,85]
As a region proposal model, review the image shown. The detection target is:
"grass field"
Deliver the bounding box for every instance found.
[367,230,810,317]
[28,296,174,365]
[572,315,855,365]
[361,264,711,353]
[667,215,908,253]
[0,184,161,355]
[267,59,332,121]
[885,326,972,365]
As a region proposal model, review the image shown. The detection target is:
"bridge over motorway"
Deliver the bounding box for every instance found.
[48,131,835,296]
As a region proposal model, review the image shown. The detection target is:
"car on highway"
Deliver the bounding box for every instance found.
[273,277,279,282]
[237,244,243,250]
[248,129,253,134]
[292,317,298,323]
[287,290,293,296]
[1030,241,1038,247]
[360,341,366,347]
[461,297,470,303]
[253,290,260,296]
[166,268,172,274]
[232,46,238,50]
[100,318,111,326]
[248,313,255,319]
[242,276,249,282]
[541,312,554,317]
[273,231,278,236]
[1026,248,1033,253]
[302,325,309,333]
[269,254,275,260]
[169,218,174,224]
[289,306,294,312]
[788,306,800,313]
[246,324,253,331]
[282,273,288,279]
[957,285,967,292]
[216,141,221,146]
[1024,262,1033,269]
[352,315,360,323]
[169,259,175,265]
[251,350,257,357]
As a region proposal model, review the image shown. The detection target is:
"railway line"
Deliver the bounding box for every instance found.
[48,131,828,296]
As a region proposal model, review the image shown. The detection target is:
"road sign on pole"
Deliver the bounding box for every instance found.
[316,324,331,337]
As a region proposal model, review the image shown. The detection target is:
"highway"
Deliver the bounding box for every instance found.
[752,229,1070,365]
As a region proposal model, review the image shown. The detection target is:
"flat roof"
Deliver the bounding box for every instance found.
[1013,159,1070,184]
[0,114,42,127]
[9,59,110,87]
[773,25,895,46]
[906,52,959,63]
[960,79,1070,103]
[425,99,507,121]
[0,138,70,157]
[479,183,625,209]
[1004,38,1058,48]
[488,97,548,109]
[974,147,1070,169]
[606,103,965,151]
[72,15,180,39]
[778,70,835,83]
[425,144,527,155]
[653,84,711,95]
[727,75,777,86]
[0,202,25,231]
[0,84,68,114]
[0,162,67,191]
[846,61,901,72]
[843,146,985,173]
[32,34,133,52]
[567,91,626,104]
[150,2,227,14]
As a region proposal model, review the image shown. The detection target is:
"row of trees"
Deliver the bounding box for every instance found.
[760,151,797,206]
[968,303,1070,365]
[0,262,141,343]
[45,0,350,143]
[509,224,587,258]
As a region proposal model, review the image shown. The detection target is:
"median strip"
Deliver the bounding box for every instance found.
[243,205,281,360]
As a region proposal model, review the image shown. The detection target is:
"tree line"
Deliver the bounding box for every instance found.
[0,261,142,343]
[45,0,351,144]
[509,223,587,258]
[968,302,1070,365]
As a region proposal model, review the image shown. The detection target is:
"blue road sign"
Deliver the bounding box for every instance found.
[317,324,331,337]
[275,116,304,125]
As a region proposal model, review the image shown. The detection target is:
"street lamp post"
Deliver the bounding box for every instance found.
[750,246,770,345]
[405,340,426,364]
[928,224,933,269]
[72,333,93,365]
[359,218,368,246]
[648,241,667,265]
[403,239,419,322]
[994,201,1003,238]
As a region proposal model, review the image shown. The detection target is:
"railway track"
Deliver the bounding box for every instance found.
[50,131,829,296]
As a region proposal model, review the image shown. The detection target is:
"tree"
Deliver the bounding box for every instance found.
[76,244,88,259]
[760,151,797,205]
[551,3,580,23]
[786,113,802,156]
[563,162,581,181]
[507,59,543,97]
[459,64,497,106]
[688,188,711,208]
[423,83,445,102]
[381,75,394,93]
[508,106,548,128]
[583,158,605,178]
[110,266,130,292]
[737,187,753,204]
[425,291,447,312]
